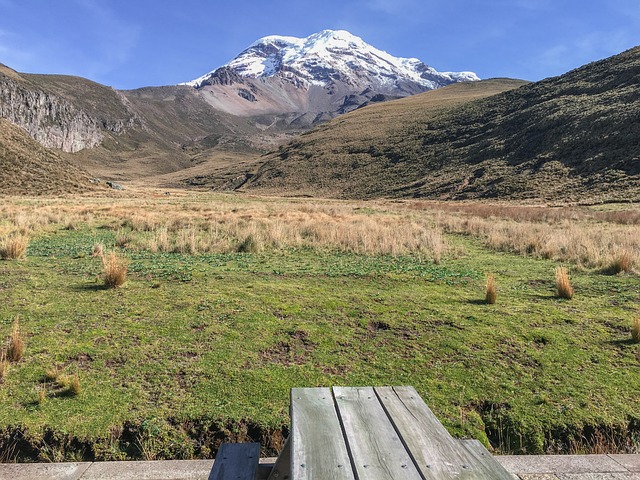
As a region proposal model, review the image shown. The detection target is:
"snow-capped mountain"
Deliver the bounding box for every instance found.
[182,30,479,120]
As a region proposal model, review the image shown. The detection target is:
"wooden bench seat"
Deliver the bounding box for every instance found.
[209,442,260,480]
[278,386,514,479]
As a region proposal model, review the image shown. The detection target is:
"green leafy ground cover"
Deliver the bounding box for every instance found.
[1,224,639,460]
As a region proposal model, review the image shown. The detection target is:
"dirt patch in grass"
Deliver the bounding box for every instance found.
[259,330,316,366]
[367,320,391,332]
[66,353,95,369]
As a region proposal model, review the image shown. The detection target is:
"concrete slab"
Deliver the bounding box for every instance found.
[0,462,91,480]
[496,455,628,474]
[516,475,560,480]
[556,474,640,479]
[80,460,213,480]
[610,455,640,472]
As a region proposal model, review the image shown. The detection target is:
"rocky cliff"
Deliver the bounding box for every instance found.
[0,76,102,152]
[0,64,140,153]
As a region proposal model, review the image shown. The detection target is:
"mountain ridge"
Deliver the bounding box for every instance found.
[182,30,478,117]
[0,30,481,185]
[240,46,640,203]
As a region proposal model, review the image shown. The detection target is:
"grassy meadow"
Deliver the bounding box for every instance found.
[0,191,639,461]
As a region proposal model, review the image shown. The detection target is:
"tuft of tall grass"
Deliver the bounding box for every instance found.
[7,317,24,362]
[632,317,640,344]
[37,387,46,405]
[0,351,8,381]
[56,374,70,389]
[608,251,632,275]
[92,243,104,257]
[103,252,128,288]
[45,366,61,382]
[69,374,81,396]
[485,275,497,304]
[555,266,574,300]
[114,230,131,249]
[237,234,260,253]
[0,235,28,260]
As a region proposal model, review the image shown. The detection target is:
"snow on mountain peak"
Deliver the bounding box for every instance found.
[182,30,479,90]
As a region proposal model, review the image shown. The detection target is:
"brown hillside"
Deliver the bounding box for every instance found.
[0,118,93,195]
[243,46,640,202]
[240,78,527,197]
[1,65,276,181]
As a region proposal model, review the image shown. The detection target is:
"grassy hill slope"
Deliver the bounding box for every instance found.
[244,47,640,202]
[0,118,93,195]
[1,65,274,181]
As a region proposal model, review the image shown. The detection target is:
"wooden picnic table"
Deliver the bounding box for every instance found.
[268,385,513,480]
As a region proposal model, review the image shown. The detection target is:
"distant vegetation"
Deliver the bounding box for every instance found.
[245,47,640,202]
[0,192,638,461]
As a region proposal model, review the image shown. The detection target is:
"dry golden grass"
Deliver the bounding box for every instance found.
[555,266,574,300]
[485,275,497,305]
[428,202,640,271]
[103,252,128,288]
[0,234,28,260]
[608,251,633,275]
[114,230,131,249]
[45,366,61,382]
[37,387,46,405]
[7,317,24,362]
[69,374,81,396]
[0,196,450,258]
[632,317,640,344]
[92,243,104,257]
[2,194,639,277]
[55,374,70,390]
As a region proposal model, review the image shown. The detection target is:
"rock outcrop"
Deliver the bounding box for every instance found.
[0,76,103,152]
[0,64,141,153]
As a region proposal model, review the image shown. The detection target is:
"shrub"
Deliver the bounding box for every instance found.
[7,317,24,362]
[0,235,28,260]
[485,275,497,304]
[103,252,128,288]
[632,317,640,344]
[555,266,574,300]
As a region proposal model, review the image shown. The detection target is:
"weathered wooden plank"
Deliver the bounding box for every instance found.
[375,386,512,479]
[290,387,355,480]
[333,386,423,480]
[209,442,260,480]
[457,439,515,480]
[266,437,290,480]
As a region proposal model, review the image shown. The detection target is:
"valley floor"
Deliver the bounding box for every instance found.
[0,191,638,461]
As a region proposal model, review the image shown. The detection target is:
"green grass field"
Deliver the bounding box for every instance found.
[1,196,639,461]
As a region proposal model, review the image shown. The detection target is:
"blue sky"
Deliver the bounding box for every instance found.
[0,0,638,90]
